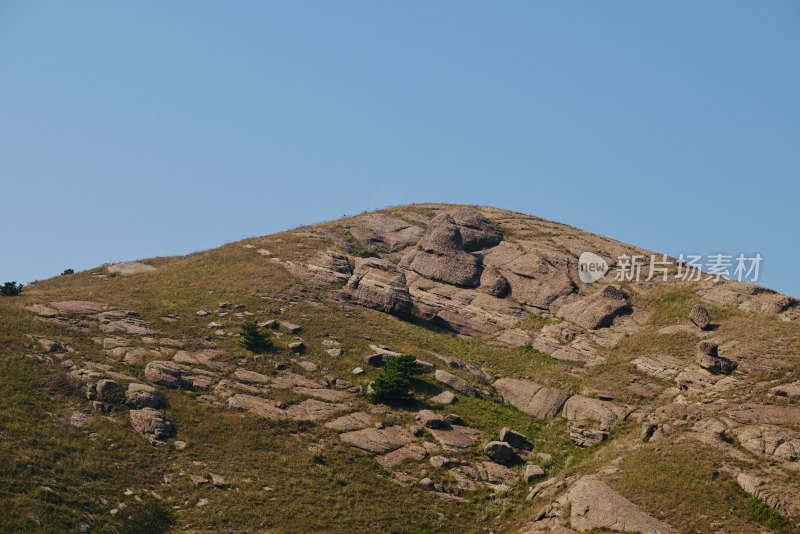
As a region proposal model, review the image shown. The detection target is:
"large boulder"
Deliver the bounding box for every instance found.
[345,213,425,252]
[339,258,413,316]
[483,441,515,464]
[407,212,484,288]
[129,408,175,445]
[556,284,631,329]
[493,378,569,418]
[447,207,503,252]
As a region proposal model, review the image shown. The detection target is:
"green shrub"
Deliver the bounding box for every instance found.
[238,321,272,353]
[62,268,75,275]
[370,355,424,404]
[747,495,788,530]
[0,282,23,296]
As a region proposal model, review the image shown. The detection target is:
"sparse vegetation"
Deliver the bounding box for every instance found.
[0,281,23,296]
[747,494,789,531]
[370,355,424,403]
[238,320,272,353]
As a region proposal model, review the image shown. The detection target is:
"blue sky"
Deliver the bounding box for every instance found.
[1,2,798,295]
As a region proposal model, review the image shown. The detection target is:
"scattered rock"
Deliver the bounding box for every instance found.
[434,370,481,397]
[174,440,188,450]
[126,383,162,409]
[696,342,737,375]
[96,379,125,405]
[430,391,457,404]
[280,321,301,334]
[129,408,175,445]
[428,425,483,451]
[210,473,226,488]
[325,348,342,357]
[288,341,305,352]
[416,410,447,429]
[483,441,515,464]
[499,427,532,451]
[523,464,545,483]
[689,304,713,329]
[351,367,365,376]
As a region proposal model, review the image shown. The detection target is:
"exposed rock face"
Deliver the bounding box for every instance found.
[428,425,483,451]
[126,383,162,408]
[689,304,712,329]
[556,285,631,329]
[523,464,545,483]
[144,361,216,390]
[345,213,425,252]
[282,250,353,288]
[129,408,174,445]
[770,381,800,400]
[434,370,481,397]
[339,258,413,316]
[493,378,569,418]
[700,279,798,320]
[406,272,526,335]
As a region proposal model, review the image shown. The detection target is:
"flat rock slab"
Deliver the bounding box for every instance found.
[107,261,157,275]
[145,360,216,390]
[562,395,630,431]
[325,412,376,432]
[428,425,483,451]
[566,476,678,534]
[376,443,428,469]
[26,304,59,318]
[632,355,686,380]
[234,368,273,385]
[434,369,481,397]
[50,301,107,314]
[450,461,520,491]
[293,387,347,402]
[339,426,416,454]
[228,394,345,422]
[173,349,226,369]
[493,378,569,418]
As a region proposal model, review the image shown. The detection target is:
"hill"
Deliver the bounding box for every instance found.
[2,203,799,533]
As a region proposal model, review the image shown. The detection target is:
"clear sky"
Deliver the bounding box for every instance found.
[1,2,798,296]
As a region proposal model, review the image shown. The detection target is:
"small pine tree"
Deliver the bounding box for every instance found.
[370,355,423,404]
[371,368,411,403]
[0,282,23,296]
[238,321,271,353]
[62,268,75,275]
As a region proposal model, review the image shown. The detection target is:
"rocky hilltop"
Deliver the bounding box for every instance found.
[2,203,799,533]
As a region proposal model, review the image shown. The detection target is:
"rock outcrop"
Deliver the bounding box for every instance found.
[556,285,631,329]
[339,258,413,316]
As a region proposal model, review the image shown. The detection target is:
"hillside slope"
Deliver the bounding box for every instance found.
[2,203,799,533]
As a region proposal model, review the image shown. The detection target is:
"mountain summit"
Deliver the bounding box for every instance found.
[2,203,799,533]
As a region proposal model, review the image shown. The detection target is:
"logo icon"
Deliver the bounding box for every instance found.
[578,252,609,283]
